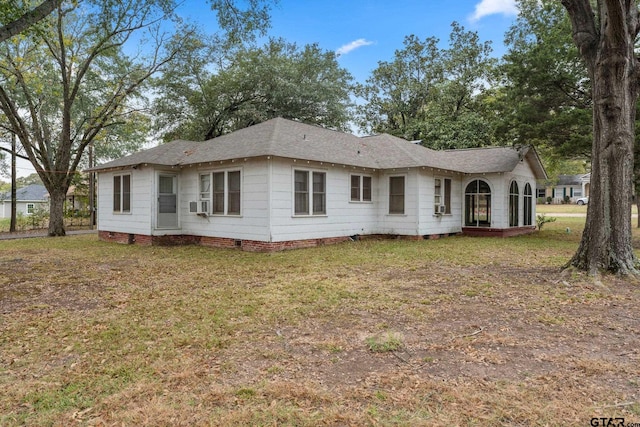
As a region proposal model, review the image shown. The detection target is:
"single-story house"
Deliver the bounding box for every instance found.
[0,184,49,218]
[546,173,591,204]
[89,117,547,251]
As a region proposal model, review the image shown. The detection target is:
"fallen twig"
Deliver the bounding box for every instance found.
[392,350,409,364]
[451,327,484,341]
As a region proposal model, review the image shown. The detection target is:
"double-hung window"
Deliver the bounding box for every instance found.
[434,177,452,214]
[113,174,131,213]
[294,169,326,215]
[199,170,241,215]
[389,176,405,214]
[350,175,372,202]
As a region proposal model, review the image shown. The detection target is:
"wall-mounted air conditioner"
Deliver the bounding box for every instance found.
[189,201,209,214]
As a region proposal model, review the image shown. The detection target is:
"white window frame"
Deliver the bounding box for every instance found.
[198,169,242,216]
[113,173,131,214]
[26,203,35,214]
[388,175,406,215]
[293,168,327,216]
[434,177,452,215]
[350,174,372,203]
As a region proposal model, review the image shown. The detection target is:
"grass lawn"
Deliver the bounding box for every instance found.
[1,218,639,426]
[537,203,639,215]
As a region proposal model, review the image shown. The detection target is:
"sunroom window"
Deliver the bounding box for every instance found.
[465,179,491,227]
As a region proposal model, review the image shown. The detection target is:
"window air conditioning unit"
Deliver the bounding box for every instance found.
[189,201,209,214]
[435,204,446,214]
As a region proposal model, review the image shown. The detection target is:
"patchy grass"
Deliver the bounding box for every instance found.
[1,218,640,426]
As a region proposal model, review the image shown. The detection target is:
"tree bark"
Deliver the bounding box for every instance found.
[562,0,639,274]
[47,187,66,236]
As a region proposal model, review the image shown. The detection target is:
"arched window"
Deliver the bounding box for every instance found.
[465,180,491,227]
[509,181,519,227]
[524,183,533,226]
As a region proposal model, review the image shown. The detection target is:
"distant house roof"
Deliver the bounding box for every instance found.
[0,184,49,202]
[557,173,591,185]
[89,117,547,179]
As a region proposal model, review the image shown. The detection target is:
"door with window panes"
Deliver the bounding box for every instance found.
[157,174,178,228]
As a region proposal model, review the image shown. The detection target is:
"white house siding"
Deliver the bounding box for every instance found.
[0,201,44,218]
[269,158,380,242]
[97,167,153,235]
[416,170,463,236]
[179,159,270,242]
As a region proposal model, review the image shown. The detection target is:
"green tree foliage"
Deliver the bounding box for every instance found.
[0,0,185,236]
[356,23,496,149]
[495,0,592,158]
[153,37,354,141]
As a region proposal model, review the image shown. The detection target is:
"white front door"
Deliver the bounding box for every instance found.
[157,174,178,228]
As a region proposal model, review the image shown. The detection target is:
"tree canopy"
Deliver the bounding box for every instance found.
[496,0,592,159]
[153,37,354,141]
[356,23,496,149]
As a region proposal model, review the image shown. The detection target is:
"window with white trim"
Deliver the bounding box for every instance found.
[199,170,241,215]
[434,177,452,214]
[524,183,533,226]
[294,169,326,215]
[350,174,372,202]
[509,180,519,227]
[27,203,34,214]
[389,176,405,214]
[113,174,131,213]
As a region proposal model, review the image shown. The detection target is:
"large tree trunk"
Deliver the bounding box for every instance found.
[563,0,639,274]
[48,187,67,236]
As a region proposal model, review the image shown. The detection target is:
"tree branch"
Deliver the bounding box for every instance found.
[0,146,30,160]
[561,0,598,61]
[0,0,62,43]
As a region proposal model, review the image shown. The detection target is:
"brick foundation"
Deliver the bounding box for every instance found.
[98,231,466,252]
[462,226,536,237]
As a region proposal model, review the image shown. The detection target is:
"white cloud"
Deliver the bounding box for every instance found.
[470,0,518,22]
[336,38,374,56]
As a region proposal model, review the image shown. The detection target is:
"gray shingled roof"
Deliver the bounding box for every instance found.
[0,184,49,201]
[89,117,547,178]
[557,173,590,185]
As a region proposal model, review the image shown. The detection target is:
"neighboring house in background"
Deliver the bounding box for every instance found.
[66,185,89,214]
[545,173,591,204]
[89,118,547,251]
[0,184,49,218]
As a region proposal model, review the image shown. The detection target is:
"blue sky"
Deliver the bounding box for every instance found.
[269,0,518,83]
[177,0,519,84]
